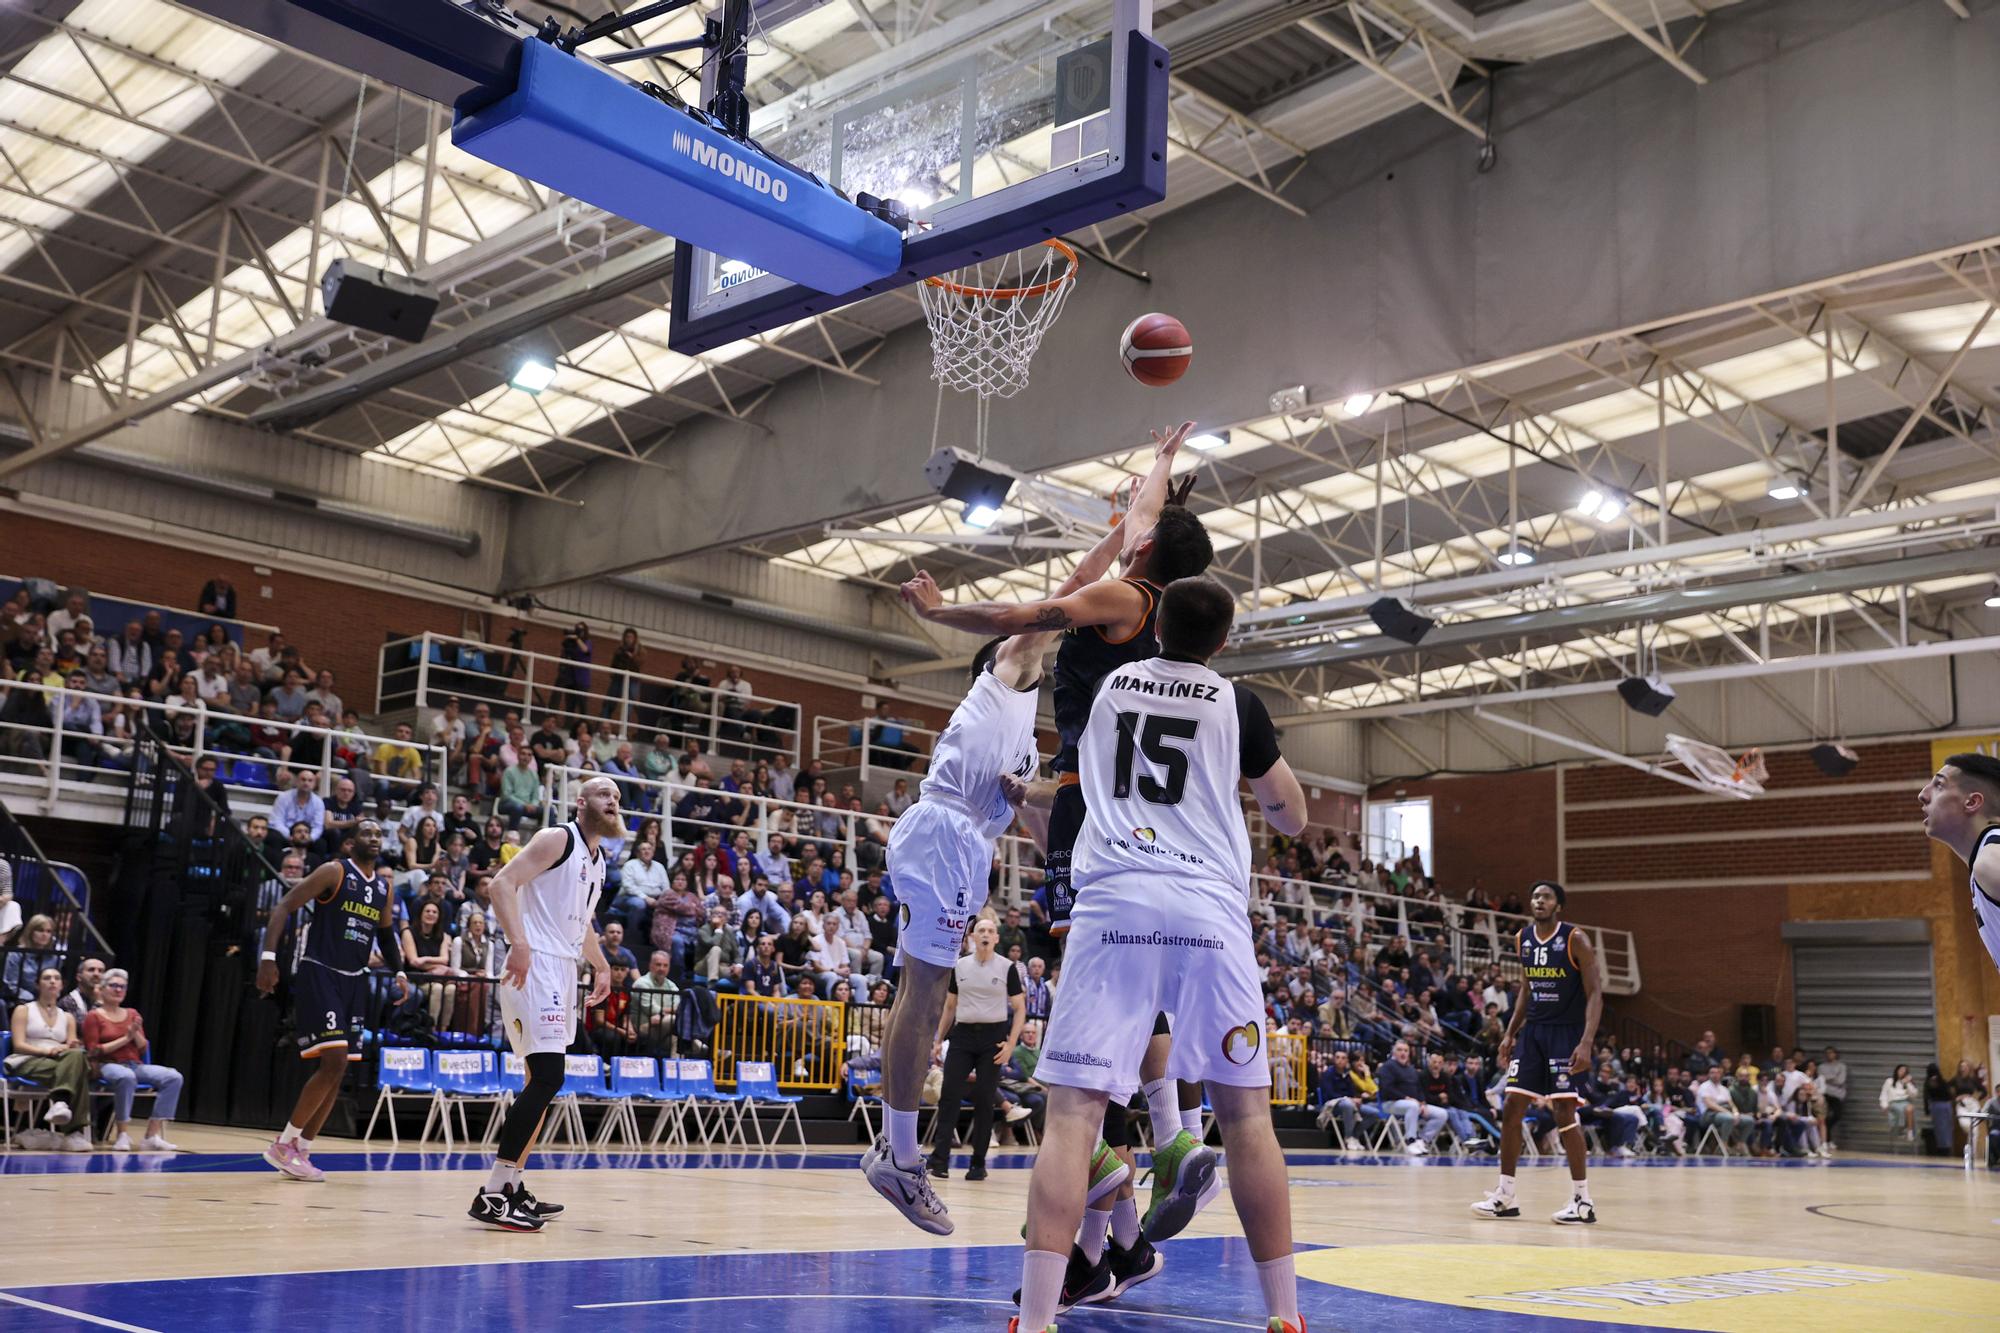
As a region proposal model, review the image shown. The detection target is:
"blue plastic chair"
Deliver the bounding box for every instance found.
[363,1047,435,1146]
[550,1054,618,1147]
[676,1058,748,1146]
[735,1060,805,1147]
[425,1049,503,1147]
[594,1056,660,1147]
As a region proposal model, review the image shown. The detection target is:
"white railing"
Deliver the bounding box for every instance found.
[1245,871,1640,996]
[811,712,941,787]
[0,679,449,816]
[380,631,802,770]
[532,756,1636,993]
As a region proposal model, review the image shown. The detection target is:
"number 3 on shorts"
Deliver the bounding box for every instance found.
[326,1009,338,1031]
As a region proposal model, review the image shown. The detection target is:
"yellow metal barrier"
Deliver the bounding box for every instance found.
[713,993,846,1091]
[1269,1031,1308,1106]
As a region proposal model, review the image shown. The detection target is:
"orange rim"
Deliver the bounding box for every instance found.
[922,239,1079,300]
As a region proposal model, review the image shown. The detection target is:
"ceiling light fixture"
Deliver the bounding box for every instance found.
[1341,393,1375,418]
[1767,472,1805,500]
[1577,489,1625,523]
[1186,429,1230,451]
[1496,543,1537,567]
[509,358,557,393]
[962,502,1000,529]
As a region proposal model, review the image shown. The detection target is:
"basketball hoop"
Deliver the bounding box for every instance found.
[918,240,1079,400]
[1662,734,1767,799]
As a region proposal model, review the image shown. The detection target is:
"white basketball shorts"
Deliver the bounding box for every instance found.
[498,949,579,1057]
[886,799,993,969]
[1037,874,1270,1100]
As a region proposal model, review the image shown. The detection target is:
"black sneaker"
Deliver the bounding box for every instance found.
[928,1160,949,1180]
[1013,1243,1111,1316]
[469,1184,544,1232]
[1102,1234,1164,1300]
[965,1162,989,1182]
[516,1183,564,1218]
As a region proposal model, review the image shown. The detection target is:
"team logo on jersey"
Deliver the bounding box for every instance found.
[1131,827,1156,843]
[1221,1021,1261,1066]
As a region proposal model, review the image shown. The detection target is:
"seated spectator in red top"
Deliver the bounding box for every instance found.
[587,960,637,1057]
[84,968,184,1151]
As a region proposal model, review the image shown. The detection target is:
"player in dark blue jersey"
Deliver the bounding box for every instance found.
[1471,880,1604,1225]
[255,819,408,1181]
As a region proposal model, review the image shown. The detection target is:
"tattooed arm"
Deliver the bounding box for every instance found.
[898,571,1145,638]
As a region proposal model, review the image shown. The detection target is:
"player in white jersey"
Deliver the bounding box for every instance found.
[1012,577,1310,1333]
[469,775,620,1232]
[860,506,1147,1235]
[1918,751,2000,972]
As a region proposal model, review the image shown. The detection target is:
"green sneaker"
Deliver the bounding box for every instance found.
[1141,1129,1218,1242]
[1086,1138,1131,1208]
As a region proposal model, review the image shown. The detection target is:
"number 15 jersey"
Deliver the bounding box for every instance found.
[1074,653,1282,900]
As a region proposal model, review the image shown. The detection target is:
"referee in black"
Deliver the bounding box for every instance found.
[928,916,1025,1181]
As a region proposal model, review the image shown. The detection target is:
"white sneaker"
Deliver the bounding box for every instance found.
[1004,1104,1033,1123]
[140,1135,180,1152]
[60,1130,93,1153]
[1551,1196,1597,1225]
[16,1128,58,1151]
[1405,1140,1429,1156]
[112,1133,133,1151]
[860,1136,953,1236]
[43,1100,71,1126]
[1470,1188,1520,1219]
[1614,1145,1636,1158]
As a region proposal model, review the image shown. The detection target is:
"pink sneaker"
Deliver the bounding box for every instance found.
[263,1140,323,1182]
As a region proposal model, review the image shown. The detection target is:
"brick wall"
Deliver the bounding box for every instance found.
[1367,768,1558,890]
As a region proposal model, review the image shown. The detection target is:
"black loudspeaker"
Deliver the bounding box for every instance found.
[922,446,1013,510]
[1367,595,1435,646]
[320,259,439,341]
[1810,742,1860,777]
[1617,673,1677,716]
[1740,1003,1777,1055]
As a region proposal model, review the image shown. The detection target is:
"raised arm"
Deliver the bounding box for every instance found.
[1119,421,1193,567]
[901,572,1142,639]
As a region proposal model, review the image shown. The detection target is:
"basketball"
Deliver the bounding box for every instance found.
[1120,312,1192,386]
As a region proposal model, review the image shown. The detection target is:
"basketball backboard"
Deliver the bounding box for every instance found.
[668,0,1166,354]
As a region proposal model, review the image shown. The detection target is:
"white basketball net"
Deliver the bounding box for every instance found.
[917,240,1079,400]
[1663,734,1768,799]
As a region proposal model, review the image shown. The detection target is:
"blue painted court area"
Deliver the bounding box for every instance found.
[1,1237,1686,1333]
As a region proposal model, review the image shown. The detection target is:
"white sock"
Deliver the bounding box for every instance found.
[1181,1103,1205,1138]
[279,1122,303,1144]
[1019,1249,1068,1331]
[298,1137,315,1155]
[886,1106,921,1169]
[1573,1179,1591,1203]
[1143,1077,1181,1146]
[1256,1254,1300,1324]
[1496,1173,1516,1197]
[1078,1207,1111,1263]
[485,1162,513,1192]
[1110,1195,1140,1248]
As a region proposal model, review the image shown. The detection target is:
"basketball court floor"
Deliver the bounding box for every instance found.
[8,1128,1995,1331]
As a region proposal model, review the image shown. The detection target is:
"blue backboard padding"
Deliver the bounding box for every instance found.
[668,30,1170,355]
[453,41,902,292]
